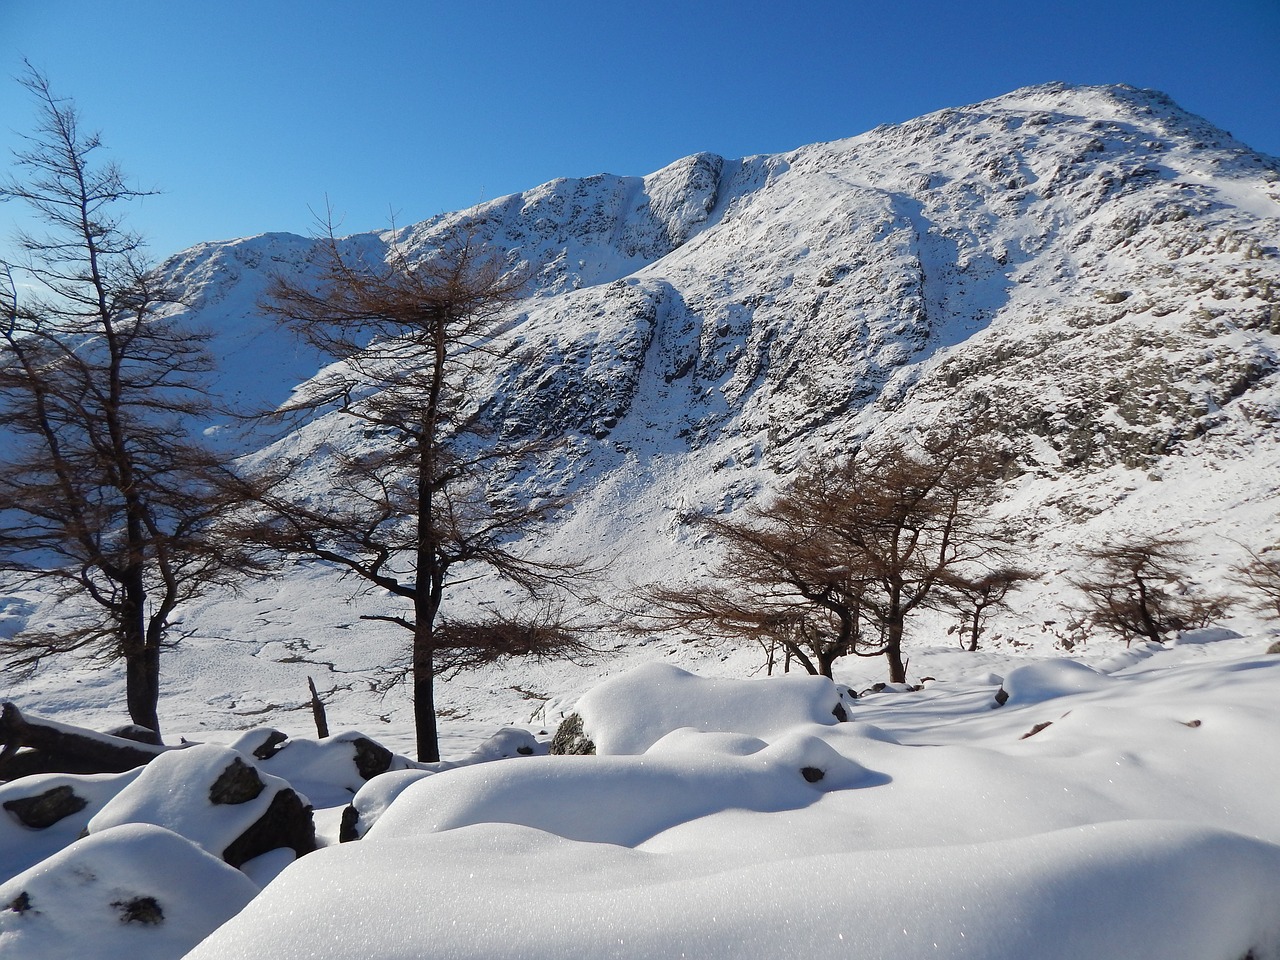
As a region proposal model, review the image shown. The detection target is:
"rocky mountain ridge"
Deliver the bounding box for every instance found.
[167,82,1280,474]
[162,78,1280,598]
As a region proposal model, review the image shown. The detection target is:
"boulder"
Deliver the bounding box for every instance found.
[86,743,316,868]
[549,713,595,755]
[0,823,258,960]
[253,730,404,809]
[2,785,87,829]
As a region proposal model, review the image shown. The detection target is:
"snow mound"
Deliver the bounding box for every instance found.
[0,823,258,960]
[341,728,544,840]
[367,727,878,847]
[1174,627,1246,645]
[998,658,1114,704]
[0,769,142,885]
[249,730,409,808]
[575,663,854,754]
[185,819,1280,960]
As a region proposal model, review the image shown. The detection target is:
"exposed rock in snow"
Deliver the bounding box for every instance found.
[0,770,142,885]
[86,743,316,867]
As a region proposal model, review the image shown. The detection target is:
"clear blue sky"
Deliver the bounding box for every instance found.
[2,0,1278,261]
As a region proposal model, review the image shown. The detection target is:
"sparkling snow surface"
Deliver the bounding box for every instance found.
[0,824,258,960]
[185,642,1280,960]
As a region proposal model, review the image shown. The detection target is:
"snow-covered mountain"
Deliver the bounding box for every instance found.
[6,82,1279,745]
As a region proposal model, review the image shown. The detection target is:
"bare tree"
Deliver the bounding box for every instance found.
[649,511,866,679]
[0,66,258,738]
[942,567,1035,652]
[1229,545,1280,622]
[257,228,592,761]
[648,431,1014,682]
[1071,534,1232,645]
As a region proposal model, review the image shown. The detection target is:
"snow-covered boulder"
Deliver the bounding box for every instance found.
[338,727,545,841]
[246,730,406,809]
[0,823,258,960]
[365,728,877,847]
[339,769,433,842]
[994,658,1114,706]
[86,743,315,867]
[0,769,142,885]
[565,663,855,756]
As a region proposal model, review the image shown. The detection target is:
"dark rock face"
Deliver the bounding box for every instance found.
[248,729,289,760]
[208,758,266,805]
[351,737,394,781]
[2,784,88,829]
[113,895,164,925]
[549,714,596,756]
[338,805,361,844]
[221,788,316,868]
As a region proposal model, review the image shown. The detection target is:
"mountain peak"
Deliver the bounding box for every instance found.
[157,83,1280,587]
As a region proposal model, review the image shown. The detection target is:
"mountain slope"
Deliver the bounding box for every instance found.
[4,82,1279,747]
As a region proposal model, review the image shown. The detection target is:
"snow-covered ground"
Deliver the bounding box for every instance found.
[3,629,1277,959]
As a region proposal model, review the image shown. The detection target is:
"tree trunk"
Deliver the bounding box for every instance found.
[121,569,162,739]
[966,614,981,653]
[885,619,908,683]
[817,647,837,680]
[413,624,439,763]
[1135,577,1162,644]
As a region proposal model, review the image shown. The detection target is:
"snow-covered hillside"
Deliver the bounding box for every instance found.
[4,80,1279,752]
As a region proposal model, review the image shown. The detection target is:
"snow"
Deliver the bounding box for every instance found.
[573,663,854,754]
[186,641,1280,960]
[246,730,410,808]
[0,824,258,960]
[0,769,141,882]
[7,642,1278,959]
[365,729,874,847]
[186,821,1280,960]
[86,744,296,858]
[997,656,1112,703]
